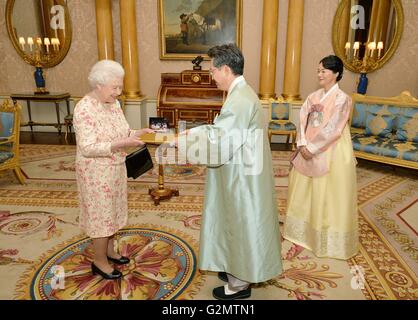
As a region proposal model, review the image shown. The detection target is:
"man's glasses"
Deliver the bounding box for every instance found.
[209,66,223,75]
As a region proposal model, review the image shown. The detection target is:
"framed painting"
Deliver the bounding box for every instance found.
[158,0,242,60]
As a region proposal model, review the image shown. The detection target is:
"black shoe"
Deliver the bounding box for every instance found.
[212,286,251,300]
[218,272,228,282]
[91,263,122,280]
[107,255,130,265]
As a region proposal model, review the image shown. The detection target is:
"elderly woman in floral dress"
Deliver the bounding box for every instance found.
[73,60,153,279]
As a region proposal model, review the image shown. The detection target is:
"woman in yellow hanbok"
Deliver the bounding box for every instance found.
[284,55,358,259]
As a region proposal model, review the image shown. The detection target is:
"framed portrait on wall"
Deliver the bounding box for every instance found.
[158,0,242,60]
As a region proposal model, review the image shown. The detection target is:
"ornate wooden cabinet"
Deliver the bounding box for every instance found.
[157,69,226,128]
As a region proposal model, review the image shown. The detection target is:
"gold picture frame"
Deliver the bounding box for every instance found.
[5,0,72,68]
[332,0,404,74]
[158,0,242,60]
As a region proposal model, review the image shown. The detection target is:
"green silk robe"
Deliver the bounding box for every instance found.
[185,79,283,283]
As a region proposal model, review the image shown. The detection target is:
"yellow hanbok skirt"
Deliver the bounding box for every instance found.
[284,126,359,259]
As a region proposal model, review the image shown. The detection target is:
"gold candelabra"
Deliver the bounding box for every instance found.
[344,41,384,73]
[344,41,384,94]
[18,36,60,94]
[347,54,380,74]
[19,36,61,60]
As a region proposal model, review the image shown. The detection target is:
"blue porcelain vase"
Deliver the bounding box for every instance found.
[357,73,368,94]
[34,67,46,89]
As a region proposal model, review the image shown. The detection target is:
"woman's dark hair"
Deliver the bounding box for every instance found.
[207,43,244,76]
[320,55,344,81]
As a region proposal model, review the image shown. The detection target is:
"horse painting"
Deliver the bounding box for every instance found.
[187,13,222,44]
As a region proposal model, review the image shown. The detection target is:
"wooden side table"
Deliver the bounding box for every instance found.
[10,92,71,134]
[139,132,179,205]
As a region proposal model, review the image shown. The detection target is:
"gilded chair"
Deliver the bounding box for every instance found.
[268,99,297,150]
[0,99,25,184]
[64,95,126,143]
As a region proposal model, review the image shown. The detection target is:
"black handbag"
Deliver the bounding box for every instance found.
[125,145,153,179]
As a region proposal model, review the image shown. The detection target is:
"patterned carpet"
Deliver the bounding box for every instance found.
[0,144,416,300]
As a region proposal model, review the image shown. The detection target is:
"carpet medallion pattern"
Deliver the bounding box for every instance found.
[14,225,200,300]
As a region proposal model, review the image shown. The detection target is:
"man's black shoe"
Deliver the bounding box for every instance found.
[212,286,251,300]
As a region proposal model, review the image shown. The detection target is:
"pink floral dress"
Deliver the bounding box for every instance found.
[73,96,134,238]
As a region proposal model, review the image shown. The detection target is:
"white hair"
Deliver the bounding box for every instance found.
[88,60,125,87]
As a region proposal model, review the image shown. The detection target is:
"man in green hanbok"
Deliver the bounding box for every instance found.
[177,44,282,300]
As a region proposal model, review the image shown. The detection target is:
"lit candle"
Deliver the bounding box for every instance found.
[377,41,384,58]
[36,37,42,50]
[19,37,25,50]
[345,42,351,57]
[27,37,34,51]
[51,38,60,51]
[368,42,376,57]
[353,41,360,58]
[44,38,50,53]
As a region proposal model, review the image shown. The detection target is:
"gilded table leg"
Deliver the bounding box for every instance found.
[148,164,179,206]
